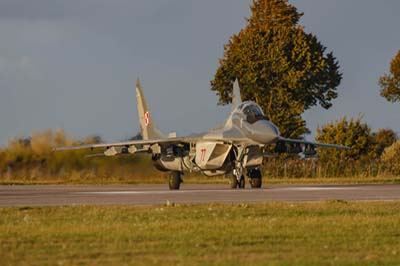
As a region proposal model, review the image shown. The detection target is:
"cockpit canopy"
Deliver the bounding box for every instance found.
[236,102,268,124]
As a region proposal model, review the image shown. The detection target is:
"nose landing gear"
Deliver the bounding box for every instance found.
[229,173,245,189]
[229,167,246,189]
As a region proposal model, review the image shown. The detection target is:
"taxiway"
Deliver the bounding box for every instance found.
[0,184,399,207]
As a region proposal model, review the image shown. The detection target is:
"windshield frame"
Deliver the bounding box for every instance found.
[241,103,268,124]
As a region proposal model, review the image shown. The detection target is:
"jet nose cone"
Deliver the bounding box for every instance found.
[250,120,280,144]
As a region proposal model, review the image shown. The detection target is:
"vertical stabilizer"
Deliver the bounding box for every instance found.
[136,79,166,140]
[231,79,242,111]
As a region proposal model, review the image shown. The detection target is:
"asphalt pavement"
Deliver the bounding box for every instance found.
[0,184,399,207]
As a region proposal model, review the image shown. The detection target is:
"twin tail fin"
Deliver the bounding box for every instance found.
[135,79,166,140]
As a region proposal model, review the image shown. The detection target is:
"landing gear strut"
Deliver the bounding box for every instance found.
[229,145,247,189]
[169,171,182,190]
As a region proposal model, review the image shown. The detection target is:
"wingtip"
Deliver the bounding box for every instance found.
[136,78,141,89]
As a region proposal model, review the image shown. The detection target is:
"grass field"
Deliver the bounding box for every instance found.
[1,202,400,266]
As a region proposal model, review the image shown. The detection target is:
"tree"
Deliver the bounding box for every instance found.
[371,128,398,157]
[381,140,400,174]
[211,0,342,138]
[380,50,400,102]
[316,116,374,162]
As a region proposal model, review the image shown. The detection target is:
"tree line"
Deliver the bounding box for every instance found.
[0,121,399,182]
[0,130,163,183]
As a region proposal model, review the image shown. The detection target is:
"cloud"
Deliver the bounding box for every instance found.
[0,55,41,81]
[0,0,189,24]
[0,0,68,20]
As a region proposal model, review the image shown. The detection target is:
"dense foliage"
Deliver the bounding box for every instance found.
[381,140,400,175]
[316,116,374,162]
[380,50,400,102]
[0,123,399,183]
[371,128,398,157]
[0,130,163,183]
[211,0,342,138]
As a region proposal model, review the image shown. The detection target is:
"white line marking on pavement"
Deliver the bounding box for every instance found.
[276,187,357,191]
[77,186,358,195]
[78,190,251,195]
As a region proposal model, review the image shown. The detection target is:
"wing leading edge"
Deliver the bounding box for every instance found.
[55,137,198,152]
[277,137,349,150]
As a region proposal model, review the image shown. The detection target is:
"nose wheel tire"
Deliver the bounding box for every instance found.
[230,175,245,189]
[169,171,182,190]
[238,175,245,189]
[229,175,238,189]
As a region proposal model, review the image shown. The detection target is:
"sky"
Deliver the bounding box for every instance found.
[0,0,399,146]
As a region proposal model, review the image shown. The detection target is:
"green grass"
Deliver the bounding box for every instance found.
[1,202,400,266]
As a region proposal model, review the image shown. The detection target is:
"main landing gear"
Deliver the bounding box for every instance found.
[169,171,182,190]
[248,168,262,189]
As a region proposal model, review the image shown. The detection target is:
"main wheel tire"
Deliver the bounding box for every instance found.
[238,175,245,189]
[249,168,262,189]
[169,171,181,190]
[229,175,238,189]
[250,177,262,188]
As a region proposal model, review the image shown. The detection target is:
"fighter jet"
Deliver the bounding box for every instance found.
[57,79,348,190]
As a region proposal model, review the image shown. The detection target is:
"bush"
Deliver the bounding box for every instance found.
[371,128,398,157]
[381,141,400,175]
[316,116,374,162]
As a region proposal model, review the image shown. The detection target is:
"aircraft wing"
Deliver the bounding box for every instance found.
[277,137,349,150]
[55,137,201,152]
